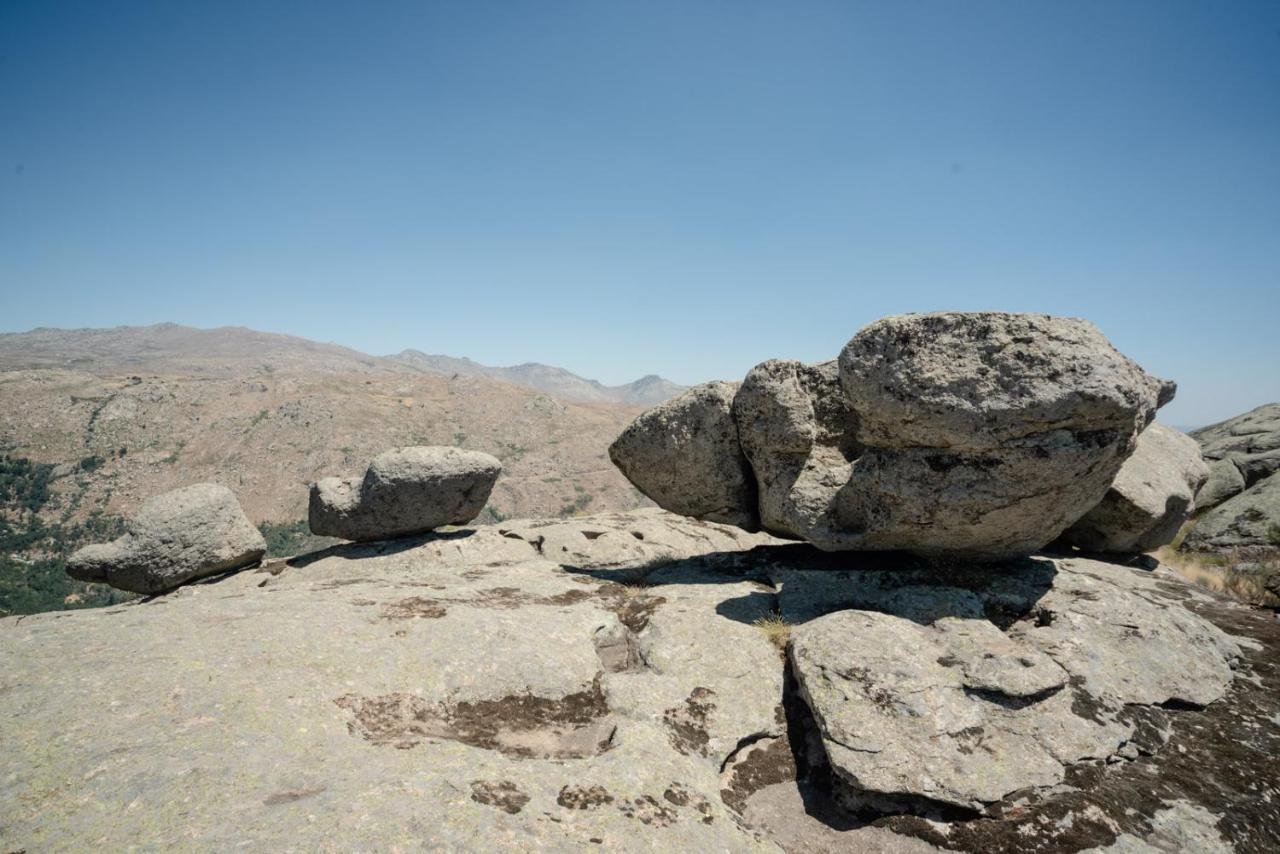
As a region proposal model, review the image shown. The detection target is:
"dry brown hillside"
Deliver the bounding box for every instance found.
[0,325,656,528]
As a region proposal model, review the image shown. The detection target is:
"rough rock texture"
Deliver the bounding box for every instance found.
[65,482,265,593]
[609,381,758,529]
[1184,473,1280,552]
[6,509,1276,852]
[1197,458,1247,512]
[1059,424,1209,554]
[1183,403,1280,551]
[310,446,501,541]
[614,312,1172,559]
[785,557,1239,813]
[1187,404,1280,504]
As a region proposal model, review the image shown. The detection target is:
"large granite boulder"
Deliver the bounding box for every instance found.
[309,446,501,542]
[6,510,1276,852]
[66,483,266,594]
[612,312,1172,559]
[1058,423,1209,554]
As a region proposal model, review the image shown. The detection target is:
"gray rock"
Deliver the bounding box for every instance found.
[731,359,861,543]
[309,446,500,541]
[1191,403,1280,511]
[838,313,1171,451]
[615,313,1171,558]
[608,382,758,529]
[786,555,1240,813]
[1193,402,1280,460]
[1059,423,1209,553]
[5,509,1276,852]
[1183,472,1280,551]
[66,483,265,594]
[1197,458,1246,511]
[826,313,1169,558]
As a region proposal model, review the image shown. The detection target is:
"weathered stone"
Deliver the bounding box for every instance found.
[66,482,265,594]
[828,313,1170,558]
[1183,473,1280,551]
[5,510,1278,853]
[785,555,1240,813]
[609,381,758,529]
[1197,458,1246,511]
[614,312,1173,559]
[1059,423,1209,553]
[731,359,861,543]
[1183,403,1280,552]
[309,446,500,541]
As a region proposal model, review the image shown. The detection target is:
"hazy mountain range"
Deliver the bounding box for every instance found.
[0,323,685,405]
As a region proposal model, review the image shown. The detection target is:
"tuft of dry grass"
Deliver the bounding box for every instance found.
[1155,542,1280,608]
[753,613,793,651]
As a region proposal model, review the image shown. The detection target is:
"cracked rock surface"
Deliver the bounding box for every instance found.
[3,510,1276,852]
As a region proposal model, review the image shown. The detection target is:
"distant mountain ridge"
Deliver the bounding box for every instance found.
[388,350,685,406]
[0,324,685,405]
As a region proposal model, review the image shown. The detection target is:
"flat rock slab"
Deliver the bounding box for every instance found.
[2,511,1277,852]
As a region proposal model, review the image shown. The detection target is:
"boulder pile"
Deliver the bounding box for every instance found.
[612,312,1183,559]
[309,446,501,542]
[1184,402,1280,551]
[66,482,266,594]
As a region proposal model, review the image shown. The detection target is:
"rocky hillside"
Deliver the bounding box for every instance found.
[0,324,678,528]
[389,349,686,405]
[1,510,1275,852]
[0,324,681,613]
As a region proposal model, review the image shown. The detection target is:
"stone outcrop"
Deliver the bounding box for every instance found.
[1058,423,1209,554]
[1184,473,1280,552]
[785,557,1239,814]
[1192,403,1280,511]
[611,312,1173,559]
[6,509,1276,852]
[1181,403,1280,552]
[65,483,266,594]
[309,446,501,542]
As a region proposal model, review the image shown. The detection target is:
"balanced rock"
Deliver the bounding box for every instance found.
[66,483,266,594]
[611,312,1173,559]
[1058,423,1209,553]
[309,446,501,542]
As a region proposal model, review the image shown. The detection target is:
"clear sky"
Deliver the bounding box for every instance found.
[2,1,1277,427]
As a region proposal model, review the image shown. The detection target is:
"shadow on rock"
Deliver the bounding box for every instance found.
[284,528,477,568]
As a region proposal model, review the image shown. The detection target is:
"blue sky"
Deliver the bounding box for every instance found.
[1,1,1277,427]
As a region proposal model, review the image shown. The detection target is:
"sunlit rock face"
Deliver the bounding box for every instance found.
[612,312,1174,559]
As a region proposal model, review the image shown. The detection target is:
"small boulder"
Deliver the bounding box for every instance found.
[609,382,757,529]
[67,483,266,594]
[1058,423,1209,553]
[309,446,501,542]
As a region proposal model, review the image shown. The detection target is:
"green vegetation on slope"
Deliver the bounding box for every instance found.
[257,520,338,559]
[0,455,134,616]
